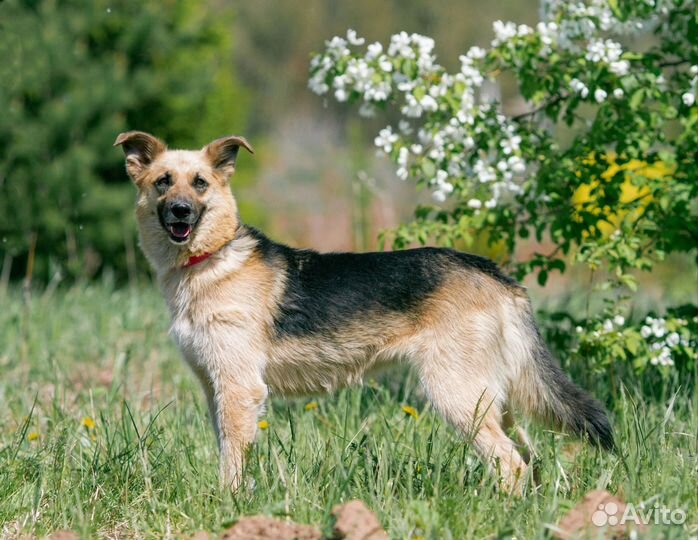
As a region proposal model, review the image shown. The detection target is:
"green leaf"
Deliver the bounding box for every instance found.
[537,270,549,287]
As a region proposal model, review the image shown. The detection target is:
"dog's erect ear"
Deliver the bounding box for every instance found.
[114,131,166,181]
[203,135,254,177]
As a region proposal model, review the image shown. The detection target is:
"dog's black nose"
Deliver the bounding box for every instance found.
[170,202,192,219]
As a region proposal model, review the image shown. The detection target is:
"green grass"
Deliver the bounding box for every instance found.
[0,284,696,539]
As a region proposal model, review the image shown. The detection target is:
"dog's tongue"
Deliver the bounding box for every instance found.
[171,223,192,239]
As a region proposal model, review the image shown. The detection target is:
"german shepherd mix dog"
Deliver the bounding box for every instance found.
[115,131,613,493]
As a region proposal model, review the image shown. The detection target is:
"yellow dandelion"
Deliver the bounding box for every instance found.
[401,405,419,420]
[27,432,40,441]
[82,416,95,430]
[304,401,318,412]
[257,420,269,430]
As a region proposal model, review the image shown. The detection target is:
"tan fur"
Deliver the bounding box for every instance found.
[116,132,543,494]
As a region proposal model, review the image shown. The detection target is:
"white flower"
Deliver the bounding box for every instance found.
[640,325,652,338]
[335,88,348,102]
[570,78,589,98]
[609,60,629,76]
[366,42,383,60]
[666,332,680,347]
[508,155,526,173]
[397,146,409,167]
[594,88,608,103]
[346,29,365,46]
[473,160,497,183]
[401,94,423,118]
[374,126,398,153]
[652,318,666,338]
[500,135,521,155]
[410,144,423,155]
[467,198,483,209]
[682,92,696,107]
[613,315,625,327]
[466,46,487,59]
[484,198,497,209]
[420,94,438,112]
[492,20,517,45]
[602,319,614,333]
[690,65,698,76]
[378,56,393,72]
[586,39,622,64]
[396,167,408,180]
[613,88,624,99]
[432,190,447,203]
[576,326,584,333]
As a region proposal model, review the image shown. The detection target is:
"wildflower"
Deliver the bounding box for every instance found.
[257,420,270,430]
[401,405,419,419]
[613,315,625,327]
[27,432,40,441]
[602,319,614,333]
[304,401,319,412]
[682,92,695,107]
[82,416,95,430]
[594,88,608,103]
[613,88,624,99]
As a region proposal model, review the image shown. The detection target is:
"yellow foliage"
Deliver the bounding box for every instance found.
[571,157,673,236]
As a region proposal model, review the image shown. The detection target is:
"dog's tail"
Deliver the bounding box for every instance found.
[508,296,615,451]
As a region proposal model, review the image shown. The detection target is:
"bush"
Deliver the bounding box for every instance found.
[0,0,248,282]
[309,1,697,378]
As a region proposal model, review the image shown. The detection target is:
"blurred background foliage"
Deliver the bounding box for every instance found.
[0,0,694,318]
[0,0,541,286]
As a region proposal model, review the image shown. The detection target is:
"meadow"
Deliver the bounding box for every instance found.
[0,284,696,539]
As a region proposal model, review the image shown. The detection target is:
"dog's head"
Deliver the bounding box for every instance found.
[114,131,253,268]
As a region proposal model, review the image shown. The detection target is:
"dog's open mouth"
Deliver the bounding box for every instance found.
[167,222,193,243]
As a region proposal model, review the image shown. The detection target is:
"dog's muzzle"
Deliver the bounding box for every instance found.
[158,199,202,244]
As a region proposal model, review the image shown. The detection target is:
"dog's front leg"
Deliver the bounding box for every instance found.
[212,372,268,490]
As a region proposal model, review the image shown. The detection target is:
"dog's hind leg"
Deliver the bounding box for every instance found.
[411,330,529,494]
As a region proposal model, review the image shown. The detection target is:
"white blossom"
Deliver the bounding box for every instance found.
[467,198,483,209]
[666,332,680,347]
[374,126,399,153]
[594,88,608,103]
[492,20,518,45]
[346,29,365,46]
[682,92,696,107]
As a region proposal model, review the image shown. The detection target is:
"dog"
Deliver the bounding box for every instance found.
[115,130,614,493]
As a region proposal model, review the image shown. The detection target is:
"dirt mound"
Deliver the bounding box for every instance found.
[217,500,387,540]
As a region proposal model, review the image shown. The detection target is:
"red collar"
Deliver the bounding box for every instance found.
[183,252,212,268]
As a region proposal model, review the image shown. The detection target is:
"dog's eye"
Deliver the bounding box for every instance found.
[193,175,208,192]
[155,173,172,191]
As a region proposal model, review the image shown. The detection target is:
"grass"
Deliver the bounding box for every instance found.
[0,284,696,539]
